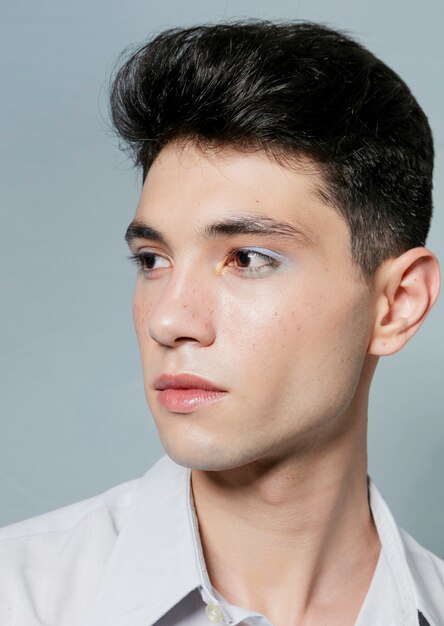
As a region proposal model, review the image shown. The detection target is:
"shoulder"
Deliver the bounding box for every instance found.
[0,476,140,542]
[400,525,444,578]
[0,475,141,625]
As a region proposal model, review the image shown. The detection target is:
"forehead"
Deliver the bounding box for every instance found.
[134,141,350,254]
[139,141,326,209]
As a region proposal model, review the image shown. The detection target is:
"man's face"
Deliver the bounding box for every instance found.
[128,141,376,470]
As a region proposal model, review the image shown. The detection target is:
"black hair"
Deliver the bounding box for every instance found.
[109,19,434,283]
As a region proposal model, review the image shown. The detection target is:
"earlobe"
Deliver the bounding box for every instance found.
[367,248,440,356]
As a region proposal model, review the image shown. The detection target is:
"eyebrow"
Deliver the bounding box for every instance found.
[124,213,315,248]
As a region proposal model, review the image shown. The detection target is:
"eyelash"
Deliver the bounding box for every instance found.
[127,248,282,278]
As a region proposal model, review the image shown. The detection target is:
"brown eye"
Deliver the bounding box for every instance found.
[139,254,156,270]
[128,252,170,277]
[226,248,281,275]
[233,250,253,267]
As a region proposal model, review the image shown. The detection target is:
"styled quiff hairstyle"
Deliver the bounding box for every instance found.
[109,20,434,283]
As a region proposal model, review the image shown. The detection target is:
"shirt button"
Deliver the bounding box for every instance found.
[205,601,223,623]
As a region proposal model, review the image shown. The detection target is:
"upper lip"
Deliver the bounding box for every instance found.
[153,373,226,391]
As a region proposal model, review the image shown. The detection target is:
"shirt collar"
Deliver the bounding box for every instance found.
[368,477,438,626]
[86,454,437,626]
[85,454,204,626]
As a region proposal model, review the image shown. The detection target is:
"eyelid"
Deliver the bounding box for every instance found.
[131,242,168,255]
[236,246,286,261]
[132,246,172,265]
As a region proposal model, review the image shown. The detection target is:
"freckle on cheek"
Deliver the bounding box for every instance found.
[133,311,144,327]
[133,302,150,330]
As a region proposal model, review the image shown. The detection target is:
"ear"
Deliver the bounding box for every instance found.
[368,247,440,356]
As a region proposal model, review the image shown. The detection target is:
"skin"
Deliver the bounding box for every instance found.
[127,140,440,626]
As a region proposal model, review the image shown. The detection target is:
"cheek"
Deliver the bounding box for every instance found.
[218,288,304,365]
[133,289,153,344]
[221,278,370,385]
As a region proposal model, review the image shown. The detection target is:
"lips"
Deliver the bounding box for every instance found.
[153,373,227,413]
[153,372,226,392]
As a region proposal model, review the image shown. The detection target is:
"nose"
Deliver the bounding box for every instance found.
[144,265,217,348]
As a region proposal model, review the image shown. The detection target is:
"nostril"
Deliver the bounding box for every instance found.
[175,336,199,343]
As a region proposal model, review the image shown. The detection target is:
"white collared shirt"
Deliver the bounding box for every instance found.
[0,454,442,626]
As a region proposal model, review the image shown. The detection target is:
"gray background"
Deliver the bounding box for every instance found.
[1,0,443,558]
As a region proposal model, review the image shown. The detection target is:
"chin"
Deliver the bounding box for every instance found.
[163,445,233,471]
[161,435,266,472]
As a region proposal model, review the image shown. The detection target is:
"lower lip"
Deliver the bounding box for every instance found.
[156,388,227,413]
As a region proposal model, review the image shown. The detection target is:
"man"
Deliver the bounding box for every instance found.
[0,19,442,626]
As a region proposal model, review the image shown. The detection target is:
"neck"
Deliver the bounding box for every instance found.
[190,409,381,625]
